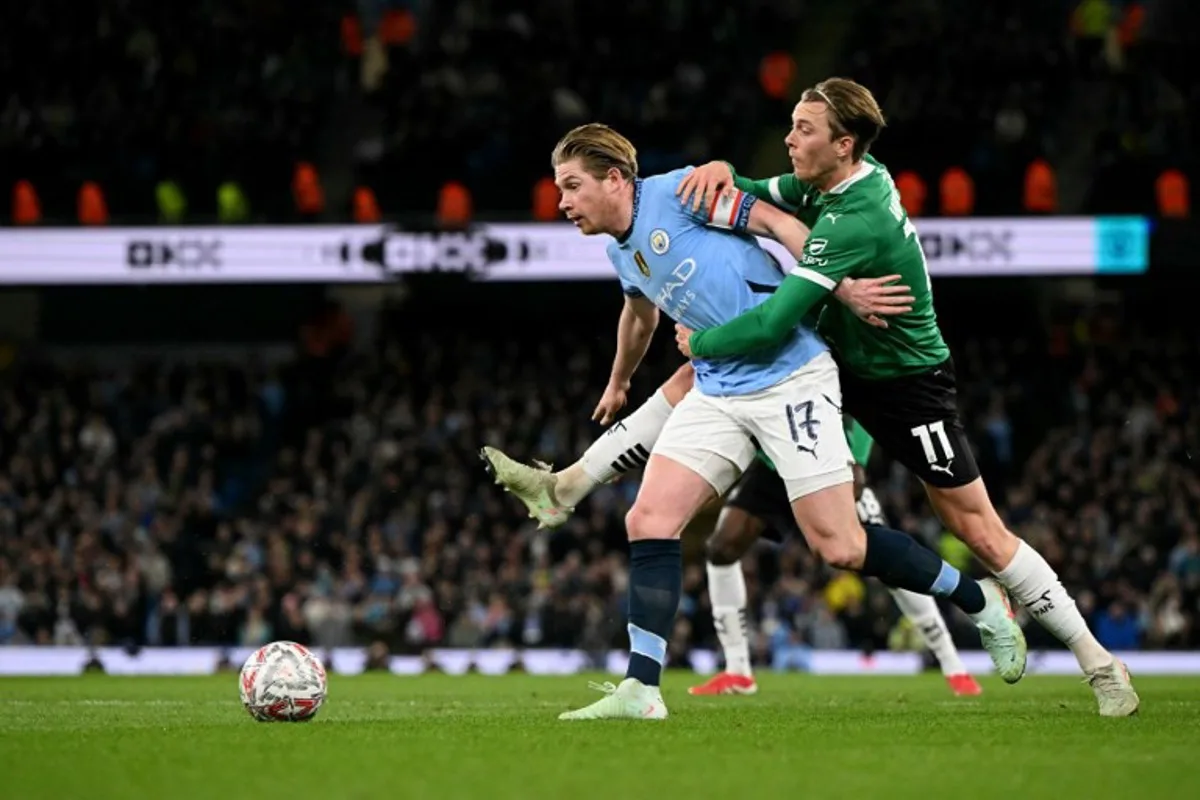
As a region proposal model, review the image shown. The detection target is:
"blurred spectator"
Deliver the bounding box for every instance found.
[1,298,1199,667]
[1,1,1193,220]
[1094,601,1141,650]
[0,0,343,222]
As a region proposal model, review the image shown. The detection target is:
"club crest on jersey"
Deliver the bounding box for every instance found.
[633,250,651,278]
[807,238,828,255]
[649,229,671,255]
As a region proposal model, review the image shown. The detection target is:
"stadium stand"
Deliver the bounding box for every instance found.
[3,0,1191,222]
[0,0,344,222]
[3,290,1197,664]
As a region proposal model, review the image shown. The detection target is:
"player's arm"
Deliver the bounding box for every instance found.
[687,219,875,358]
[744,199,810,263]
[686,273,827,358]
[676,161,810,216]
[679,168,909,326]
[729,166,810,212]
[679,175,809,262]
[608,292,659,390]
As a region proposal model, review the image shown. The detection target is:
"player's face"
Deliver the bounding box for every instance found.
[784,102,851,186]
[554,159,620,235]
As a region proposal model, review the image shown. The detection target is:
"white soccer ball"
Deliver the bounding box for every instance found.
[239,641,328,722]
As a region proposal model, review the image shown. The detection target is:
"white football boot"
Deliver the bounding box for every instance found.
[1086,658,1140,717]
[972,577,1028,684]
[558,679,668,721]
[480,446,572,529]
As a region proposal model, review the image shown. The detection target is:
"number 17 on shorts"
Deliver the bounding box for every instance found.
[741,353,854,501]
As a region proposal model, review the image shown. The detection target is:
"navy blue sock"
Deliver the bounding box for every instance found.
[861,525,985,614]
[625,539,682,687]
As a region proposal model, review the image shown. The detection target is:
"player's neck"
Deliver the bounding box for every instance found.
[610,182,636,239]
[815,160,859,194]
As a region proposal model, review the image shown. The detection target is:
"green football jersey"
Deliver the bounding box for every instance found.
[732,155,950,380]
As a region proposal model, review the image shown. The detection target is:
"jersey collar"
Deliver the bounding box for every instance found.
[825,161,875,195]
[616,178,643,244]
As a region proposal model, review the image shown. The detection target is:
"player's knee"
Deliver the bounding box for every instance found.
[705,534,742,566]
[625,503,677,542]
[809,526,867,571]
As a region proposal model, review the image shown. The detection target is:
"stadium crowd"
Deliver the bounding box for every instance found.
[364,0,798,216]
[0,0,344,221]
[2,301,1197,665]
[0,0,793,222]
[844,0,1075,215]
[3,0,1192,221]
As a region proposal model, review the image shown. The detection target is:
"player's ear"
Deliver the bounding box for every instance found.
[605,166,625,189]
[835,134,856,160]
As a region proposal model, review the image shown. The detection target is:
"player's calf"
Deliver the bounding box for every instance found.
[560,455,716,719]
[701,506,765,685]
[792,482,1027,681]
[925,480,1019,571]
[553,365,693,510]
[887,588,980,694]
[622,455,717,689]
[927,481,1133,705]
[705,506,765,566]
[490,382,678,529]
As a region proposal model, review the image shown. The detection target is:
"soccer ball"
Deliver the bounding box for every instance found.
[239,641,327,722]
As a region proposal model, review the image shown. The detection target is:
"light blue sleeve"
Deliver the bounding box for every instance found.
[606,242,643,297]
[656,167,757,232]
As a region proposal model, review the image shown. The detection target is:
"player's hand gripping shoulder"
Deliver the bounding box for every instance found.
[675,162,808,265]
[675,161,735,216]
[678,162,909,326]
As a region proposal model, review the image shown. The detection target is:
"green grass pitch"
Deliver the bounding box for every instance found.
[1,672,1198,799]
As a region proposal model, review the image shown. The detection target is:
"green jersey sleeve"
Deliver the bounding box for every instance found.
[727,165,810,212]
[792,212,876,290]
[688,273,829,358]
[688,213,876,359]
[844,417,874,466]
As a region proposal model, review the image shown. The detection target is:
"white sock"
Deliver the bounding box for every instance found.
[996,541,1112,673]
[556,388,674,506]
[706,561,752,677]
[888,588,967,677]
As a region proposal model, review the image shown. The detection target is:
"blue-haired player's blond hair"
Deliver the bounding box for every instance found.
[551,123,639,182]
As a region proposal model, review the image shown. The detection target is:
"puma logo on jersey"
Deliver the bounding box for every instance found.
[930,460,954,476]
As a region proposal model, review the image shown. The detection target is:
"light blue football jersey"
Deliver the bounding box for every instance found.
[607,167,827,396]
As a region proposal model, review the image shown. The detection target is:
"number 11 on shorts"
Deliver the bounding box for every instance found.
[911,420,954,464]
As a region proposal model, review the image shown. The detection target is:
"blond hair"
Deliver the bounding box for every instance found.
[551,123,639,181]
[801,78,886,161]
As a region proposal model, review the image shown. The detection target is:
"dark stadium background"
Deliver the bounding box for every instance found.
[1,0,1198,672]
